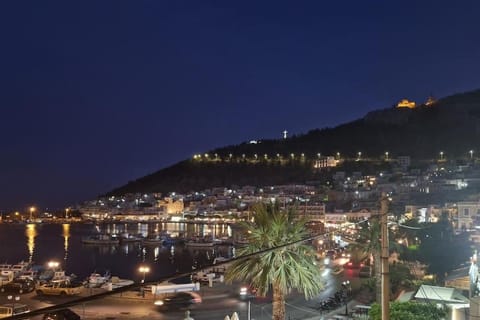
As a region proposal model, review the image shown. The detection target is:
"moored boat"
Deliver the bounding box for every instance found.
[185,239,215,247]
[82,235,119,245]
[119,233,142,244]
[86,270,111,288]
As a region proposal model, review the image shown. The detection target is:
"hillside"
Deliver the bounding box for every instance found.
[109,89,480,195]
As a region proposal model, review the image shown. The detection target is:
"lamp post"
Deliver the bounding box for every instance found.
[342,280,351,315]
[29,206,35,222]
[65,208,70,219]
[440,151,444,161]
[385,151,389,161]
[470,150,474,160]
[48,261,59,271]
[138,265,150,298]
[357,152,362,161]
[139,265,150,284]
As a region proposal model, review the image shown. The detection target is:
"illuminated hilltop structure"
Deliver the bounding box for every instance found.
[396,96,437,109]
[425,95,437,106]
[396,99,416,109]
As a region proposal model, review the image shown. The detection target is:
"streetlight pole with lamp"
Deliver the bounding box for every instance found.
[29,206,35,222]
[342,280,351,316]
[138,265,150,298]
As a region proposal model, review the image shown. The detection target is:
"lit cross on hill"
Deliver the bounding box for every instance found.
[283,130,288,139]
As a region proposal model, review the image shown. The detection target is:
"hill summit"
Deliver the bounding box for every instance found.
[109,88,480,196]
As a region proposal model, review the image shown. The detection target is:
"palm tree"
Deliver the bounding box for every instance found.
[225,203,323,320]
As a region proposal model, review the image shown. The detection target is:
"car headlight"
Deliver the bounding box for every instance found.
[154,300,164,306]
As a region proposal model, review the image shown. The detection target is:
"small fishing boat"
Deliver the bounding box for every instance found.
[119,233,142,244]
[101,276,134,290]
[185,238,215,247]
[142,235,163,246]
[82,235,119,245]
[86,270,111,288]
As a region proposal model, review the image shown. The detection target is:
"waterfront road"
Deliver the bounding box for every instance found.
[1,257,362,319]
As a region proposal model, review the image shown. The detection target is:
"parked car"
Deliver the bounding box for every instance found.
[154,292,202,310]
[42,308,81,320]
[0,278,36,294]
[36,280,83,296]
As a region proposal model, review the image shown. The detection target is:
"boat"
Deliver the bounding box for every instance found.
[119,233,142,244]
[101,276,134,290]
[11,261,31,277]
[81,235,119,245]
[86,270,111,288]
[185,239,215,247]
[0,264,12,272]
[142,235,164,246]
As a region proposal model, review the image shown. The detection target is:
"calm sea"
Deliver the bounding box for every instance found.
[0,222,234,282]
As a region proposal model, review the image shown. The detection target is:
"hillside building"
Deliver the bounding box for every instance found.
[425,95,436,106]
[396,99,416,109]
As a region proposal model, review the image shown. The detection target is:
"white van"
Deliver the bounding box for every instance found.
[0,303,30,318]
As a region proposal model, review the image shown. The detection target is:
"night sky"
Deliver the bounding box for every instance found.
[1,1,480,211]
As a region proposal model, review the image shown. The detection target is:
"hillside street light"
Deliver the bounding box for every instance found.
[440,151,444,160]
[470,150,474,160]
[385,151,389,161]
[357,152,362,160]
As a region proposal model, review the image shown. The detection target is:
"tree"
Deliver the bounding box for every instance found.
[225,203,323,320]
[417,213,471,281]
[369,301,447,320]
[351,218,382,303]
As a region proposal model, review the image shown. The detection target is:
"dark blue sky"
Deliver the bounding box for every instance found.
[1,1,480,211]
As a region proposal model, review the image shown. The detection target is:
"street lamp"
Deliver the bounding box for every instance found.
[65,208,70,219]
[440,151,444,160]
[48,261,60,271]
[385,151,389,161]
[470,150,474,160]
[357,152,362,160]
[342,280,351,315]
[139,266,150,284]
[29,206,35,222]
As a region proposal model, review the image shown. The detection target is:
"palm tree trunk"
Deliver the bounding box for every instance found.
[272,282,285,320]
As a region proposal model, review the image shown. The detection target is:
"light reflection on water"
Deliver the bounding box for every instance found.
[1,222,234,281]
[25,223,37,263]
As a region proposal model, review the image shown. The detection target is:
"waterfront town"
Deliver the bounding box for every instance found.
[2,154,480,319]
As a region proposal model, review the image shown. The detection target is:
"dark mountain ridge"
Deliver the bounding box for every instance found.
[109,88,480,196]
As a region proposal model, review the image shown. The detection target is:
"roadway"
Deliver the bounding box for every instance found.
[1,256,359,320]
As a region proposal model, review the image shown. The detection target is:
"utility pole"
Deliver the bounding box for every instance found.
[380,193,390,320]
